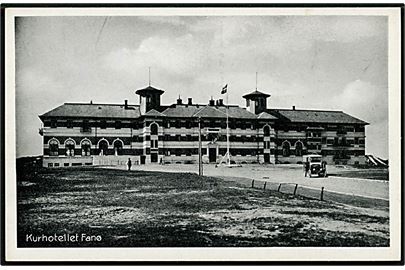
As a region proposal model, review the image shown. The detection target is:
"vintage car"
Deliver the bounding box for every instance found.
[303,154,327,178]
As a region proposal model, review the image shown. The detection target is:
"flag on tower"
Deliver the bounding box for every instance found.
[221,84,228,94]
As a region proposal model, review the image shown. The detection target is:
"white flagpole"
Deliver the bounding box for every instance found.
[226,85,230,166]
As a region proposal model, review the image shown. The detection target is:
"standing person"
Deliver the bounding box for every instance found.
[127,158,132,171]
[304,160,310,177]
[321,161,327,177]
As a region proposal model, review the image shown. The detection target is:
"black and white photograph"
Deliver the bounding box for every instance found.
[2,4,403,264]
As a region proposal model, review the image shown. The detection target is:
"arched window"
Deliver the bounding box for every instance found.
[282,141,290,157]
[113,140,123,156]
[295,141,303,156]
[81,140,91,156]
[65,139,75,157]
[98,140,109,156]
[150,123,158,135]
[49,139,59,156]
[263,126,270,136]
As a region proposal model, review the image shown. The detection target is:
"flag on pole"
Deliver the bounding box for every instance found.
[221,84,228,94]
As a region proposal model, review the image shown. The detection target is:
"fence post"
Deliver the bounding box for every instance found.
[293,184,298,196]
[251,180,255,188]
[277,183,282,192]
[320,187,324,201]
[263,182,267,190]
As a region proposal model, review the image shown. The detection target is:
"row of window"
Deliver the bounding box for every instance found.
[326,137,365,146]
[163,148,264,157]
[48,138,124,157]
[46,120,264,130]
[48,120,128,130]
[279,141,304,157]
[48,162,93,167]
[276,125,365,133]
[277,137,365,147]
[45,119,366,134]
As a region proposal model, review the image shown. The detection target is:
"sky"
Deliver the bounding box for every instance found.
[15,15,388,158]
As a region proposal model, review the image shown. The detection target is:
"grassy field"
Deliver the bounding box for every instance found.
[17,167,389,247]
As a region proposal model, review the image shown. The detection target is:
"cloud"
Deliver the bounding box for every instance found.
[103,33,207,76]
[15,16,388,159]
[189,16,386,57]
[337,79,387,123]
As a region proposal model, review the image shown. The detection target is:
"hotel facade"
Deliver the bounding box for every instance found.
[39,84,368,167]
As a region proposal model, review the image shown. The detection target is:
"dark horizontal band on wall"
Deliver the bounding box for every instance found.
[43,119,266,130]
[44,147,277,157]
[44,135,269,144]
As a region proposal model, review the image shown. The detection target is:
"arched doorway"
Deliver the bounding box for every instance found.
[98,140,109,156]
[113,140,123,156]
[65,139,75,157]
[81,139,91,156]
[150,123,158,135]
[48,139,59,156]
[282,141,290,157]
[263,125,270,136]
[295,141,303,156]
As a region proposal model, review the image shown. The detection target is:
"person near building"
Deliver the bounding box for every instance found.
[304,160,310,177]
[127,158,132,171]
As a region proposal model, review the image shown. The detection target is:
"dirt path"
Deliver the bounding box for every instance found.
[106,164,389,200]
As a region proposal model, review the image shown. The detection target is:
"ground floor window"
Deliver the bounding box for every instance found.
[98,140,109,155]
[282,141,290,157]
[65,139,75,156]
[81,140,91,156]
[295,141,303,156]
[113,140,123,155]
[49,139,59,156]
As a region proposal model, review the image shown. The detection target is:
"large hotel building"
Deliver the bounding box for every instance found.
[39,84,368,167]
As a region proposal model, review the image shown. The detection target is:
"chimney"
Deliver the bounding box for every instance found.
[177,96,182,105]
[90,100,93,104]
[188,98,192,105]
[218,99,224,106]
[124,99,128,109]
[209,98,215,106]
[292,105,296,111]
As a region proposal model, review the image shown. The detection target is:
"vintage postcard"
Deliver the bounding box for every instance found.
[2,4,403,264]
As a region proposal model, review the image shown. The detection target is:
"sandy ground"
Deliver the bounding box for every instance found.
[110,164,389,200]
[17,168,389,247]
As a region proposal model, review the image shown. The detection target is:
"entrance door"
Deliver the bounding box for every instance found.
[151,153,158,163]
[140,155,146,164]
[209,148,216,163]
[264,153,270,163]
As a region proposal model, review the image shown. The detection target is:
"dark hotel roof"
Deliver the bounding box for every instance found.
[40,103,141,119]
[39,102,368,125]
[163,104,259,119]
[268,109,369,125]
